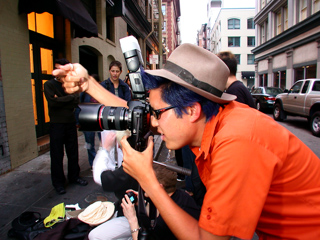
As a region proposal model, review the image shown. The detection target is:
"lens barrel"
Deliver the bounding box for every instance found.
[78,103,129,132]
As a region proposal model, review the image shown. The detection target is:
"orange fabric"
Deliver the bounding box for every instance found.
[191,101,320,239]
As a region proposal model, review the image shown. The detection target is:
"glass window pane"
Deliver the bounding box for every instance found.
[247,54,255,64]
[31,79,37,125]
[247,18,254,29]
[235,19,240,29]
[234,54,240,64]
[35,13,54,38]
[301,81,310,93]
[29,44,34,73]
[228,19,233,29]
[235,37,240,46]
[40,48,53,75]
[27,13,36,31]
[42,80,50,123]
[248,37,255,46]
[312,81,320,91]
[162,5,166,15]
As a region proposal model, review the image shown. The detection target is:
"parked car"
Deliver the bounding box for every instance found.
[273,78,320,137]
[251,87,284,111]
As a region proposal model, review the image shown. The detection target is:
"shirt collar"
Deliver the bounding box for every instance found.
[191,102,236,161]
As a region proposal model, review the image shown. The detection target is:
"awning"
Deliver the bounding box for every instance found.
[241,71,255,80]
[19,0,98,37]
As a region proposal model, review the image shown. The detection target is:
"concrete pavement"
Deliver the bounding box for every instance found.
[0,133,167,240]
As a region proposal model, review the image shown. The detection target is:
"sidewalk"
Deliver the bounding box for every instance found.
[0,133,167,240]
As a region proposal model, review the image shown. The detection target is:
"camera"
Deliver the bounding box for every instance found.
[78,36,150,151]
[126,191,137,204]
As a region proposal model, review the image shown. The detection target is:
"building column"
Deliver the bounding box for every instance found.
[268,11,273,40]
[254,61,258,87]
[287,0,294,27]
[286,48,294,88]
[267,56,273,86]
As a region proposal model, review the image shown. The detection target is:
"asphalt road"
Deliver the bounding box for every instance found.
[264,111,320,158]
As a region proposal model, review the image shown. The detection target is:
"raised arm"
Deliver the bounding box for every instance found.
[52,63,128,108]
[120,136,230,240]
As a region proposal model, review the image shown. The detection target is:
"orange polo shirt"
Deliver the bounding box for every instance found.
[191,101,320,239]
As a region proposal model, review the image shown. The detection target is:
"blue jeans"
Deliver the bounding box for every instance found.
[84,131,97,166]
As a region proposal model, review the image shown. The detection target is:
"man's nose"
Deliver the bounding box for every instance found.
[150,115,159,127]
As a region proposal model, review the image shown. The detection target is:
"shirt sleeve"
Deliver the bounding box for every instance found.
[44,81,77,108]
[92,148,113,185]
[123,84,131,101]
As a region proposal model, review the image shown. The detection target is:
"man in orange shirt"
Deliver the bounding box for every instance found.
[54,44,320,239]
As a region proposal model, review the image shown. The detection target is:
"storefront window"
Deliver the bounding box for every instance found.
[28,12,54,38]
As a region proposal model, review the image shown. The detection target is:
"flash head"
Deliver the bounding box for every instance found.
[120,36,144,72]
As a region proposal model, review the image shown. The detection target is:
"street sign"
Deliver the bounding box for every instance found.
[149,54,158,64]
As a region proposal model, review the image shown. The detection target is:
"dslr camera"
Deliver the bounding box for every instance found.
[78,36,150,151]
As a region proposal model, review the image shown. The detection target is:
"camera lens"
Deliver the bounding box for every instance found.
[100,106,129,131]
[78,104,129,131]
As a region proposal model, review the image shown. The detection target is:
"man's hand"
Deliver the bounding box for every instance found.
[121,135,155,185]
[52,63,89,94]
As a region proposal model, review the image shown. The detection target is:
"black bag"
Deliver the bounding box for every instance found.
[7,212,51,240]
[34,218,91,240]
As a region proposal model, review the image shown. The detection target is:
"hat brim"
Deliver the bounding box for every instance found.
[78,201,115,226]
[145,69,236,104]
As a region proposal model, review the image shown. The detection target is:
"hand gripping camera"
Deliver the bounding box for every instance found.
[78,36,150,151]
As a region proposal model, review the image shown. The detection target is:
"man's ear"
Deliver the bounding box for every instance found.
[187,102,202,123]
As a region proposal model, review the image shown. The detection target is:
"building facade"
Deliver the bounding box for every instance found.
[0,0,164,174]
[252,0,320,90]
[209,7,256,87]
[162,0,181,62]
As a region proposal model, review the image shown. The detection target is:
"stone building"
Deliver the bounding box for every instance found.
[252,0,320,89]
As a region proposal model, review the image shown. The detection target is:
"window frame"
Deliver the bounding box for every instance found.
[228,18,240,29]
[247,54,255,65]
[228,36,240,47]
[247,36,255,47]
[247,18,254,29]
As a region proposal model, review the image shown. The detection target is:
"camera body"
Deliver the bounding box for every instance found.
[78,36,150,151]
[126,191,137,204]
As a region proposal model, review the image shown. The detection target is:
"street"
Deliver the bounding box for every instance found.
[264,111,320,158]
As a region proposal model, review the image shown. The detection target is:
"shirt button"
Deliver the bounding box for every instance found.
[207,215,211,220]
[207,208,212,212]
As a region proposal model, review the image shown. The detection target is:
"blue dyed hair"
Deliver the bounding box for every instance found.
[141,69,220,121]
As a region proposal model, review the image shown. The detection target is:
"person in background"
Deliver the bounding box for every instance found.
[44,58,88,195]
[88,163,200,240]
[79,73,101,168]
[217,51,255,108]
[101,60,131,102]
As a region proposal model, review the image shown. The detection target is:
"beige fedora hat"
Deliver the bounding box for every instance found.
[145,43,236,104]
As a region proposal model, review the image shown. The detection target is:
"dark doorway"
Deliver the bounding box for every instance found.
[79,47,98,76]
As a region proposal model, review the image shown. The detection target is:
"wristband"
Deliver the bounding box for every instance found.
[131,227,141,233]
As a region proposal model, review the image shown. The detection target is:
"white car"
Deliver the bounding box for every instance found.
[273,79,320,137]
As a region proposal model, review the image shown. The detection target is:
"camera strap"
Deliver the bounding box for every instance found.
[137,186,157,231]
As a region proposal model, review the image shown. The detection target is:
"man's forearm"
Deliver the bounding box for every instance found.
[86,76,128,108]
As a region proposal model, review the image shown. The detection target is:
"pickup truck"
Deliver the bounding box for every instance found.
[273,78,320,137]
